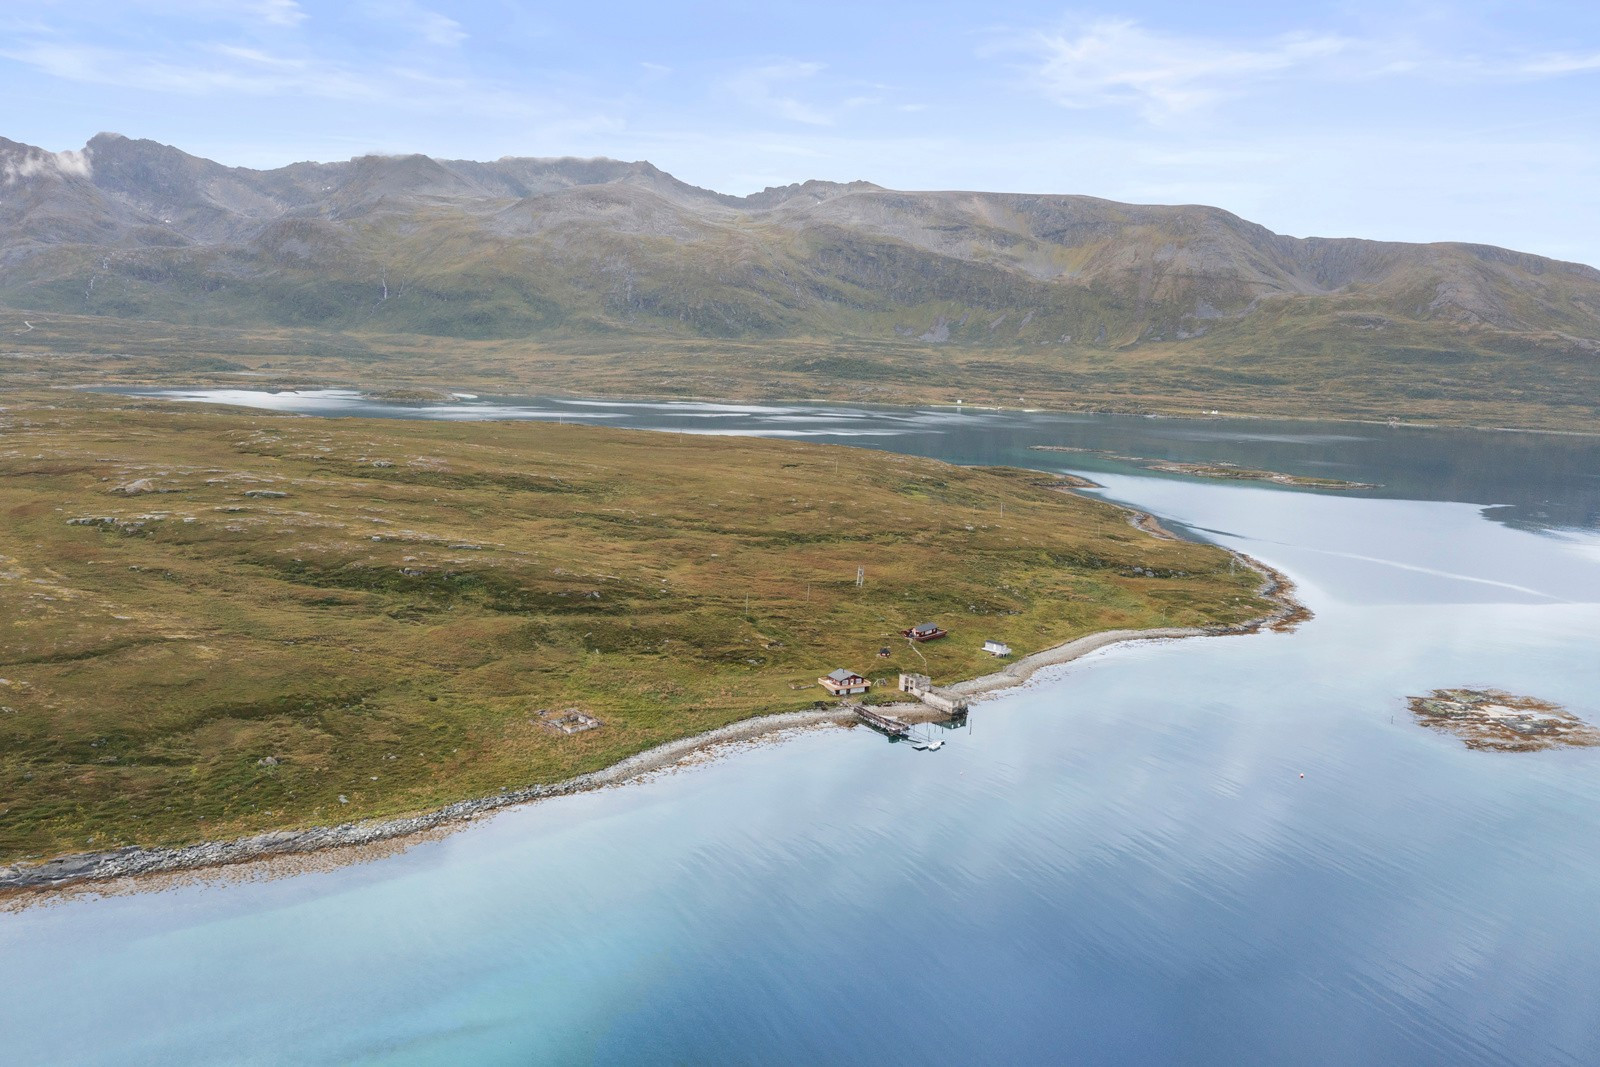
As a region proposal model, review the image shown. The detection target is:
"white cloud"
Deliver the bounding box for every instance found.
[362,1,466,48]
[208,43,308,70]
[1507,51,1600,77]
[725,61,833,126]
[1005,16,1600,122]
[248,0,306,27]
[114,1,308,27]
[3,40,379,98]
[1014,17,1349,119]
[0,39,561,120]
[2,145,91,184]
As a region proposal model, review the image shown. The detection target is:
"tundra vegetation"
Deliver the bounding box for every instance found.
[0,393,1270,863]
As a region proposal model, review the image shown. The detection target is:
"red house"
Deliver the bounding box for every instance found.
[819,669,871,696]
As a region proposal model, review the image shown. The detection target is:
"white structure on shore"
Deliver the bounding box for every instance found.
[983,640,1012,657]
[898,673,969,715]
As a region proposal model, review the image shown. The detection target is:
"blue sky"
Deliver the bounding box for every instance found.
[3,1,1599,265]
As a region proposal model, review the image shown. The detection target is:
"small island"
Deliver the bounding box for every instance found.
[1138,461,1377,489]
[1408,689,1600,751]
[1028,446,1376,490]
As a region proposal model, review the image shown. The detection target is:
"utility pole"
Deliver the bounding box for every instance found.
[855,566,865,589]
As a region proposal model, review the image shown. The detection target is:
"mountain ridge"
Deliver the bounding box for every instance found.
[2,132,1598,362]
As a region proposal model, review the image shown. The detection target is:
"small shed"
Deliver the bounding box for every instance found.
[819,668,872,696]
[983,640,1013,657]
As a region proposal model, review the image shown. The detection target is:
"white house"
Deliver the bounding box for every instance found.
[983,640,1012,657]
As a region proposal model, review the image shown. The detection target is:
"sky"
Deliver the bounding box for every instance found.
[3,1,1599,265]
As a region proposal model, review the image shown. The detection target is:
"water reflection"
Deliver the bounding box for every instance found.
[10,386,1588,1063]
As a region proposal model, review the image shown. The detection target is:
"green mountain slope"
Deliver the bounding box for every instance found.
[3,132,1598,425]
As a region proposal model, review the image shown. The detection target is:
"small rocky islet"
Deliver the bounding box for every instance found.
[1408,689,1600,752]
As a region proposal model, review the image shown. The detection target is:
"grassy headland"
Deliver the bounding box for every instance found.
[0,392,1271,864]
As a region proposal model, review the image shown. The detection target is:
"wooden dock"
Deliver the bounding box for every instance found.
[848,703,911,738]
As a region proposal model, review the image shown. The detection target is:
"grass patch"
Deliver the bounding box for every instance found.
[0,392,1271,862]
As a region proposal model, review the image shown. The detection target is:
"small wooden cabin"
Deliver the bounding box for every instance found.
[819,668,872,696]
[902,622,948,643]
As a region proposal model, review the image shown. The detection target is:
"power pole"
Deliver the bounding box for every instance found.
[855,566,865,589]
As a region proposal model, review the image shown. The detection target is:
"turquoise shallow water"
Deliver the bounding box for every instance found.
[8,395,1600,1064]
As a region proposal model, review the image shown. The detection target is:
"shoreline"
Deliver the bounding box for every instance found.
[66,379,1600,440]
[0,424,1305,898]
[0,546,1303,898]
[0,708,852,894]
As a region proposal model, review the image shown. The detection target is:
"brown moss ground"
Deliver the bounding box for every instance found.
[0,392,1270,862]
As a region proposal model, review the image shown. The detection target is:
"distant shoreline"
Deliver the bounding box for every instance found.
[72,382,1600,441]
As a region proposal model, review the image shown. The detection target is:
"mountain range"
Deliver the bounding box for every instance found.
[5,132,1600,359]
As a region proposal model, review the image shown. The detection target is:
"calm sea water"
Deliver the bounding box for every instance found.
[6,392,1599,1064]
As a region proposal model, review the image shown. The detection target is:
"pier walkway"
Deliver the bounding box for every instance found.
[847,703,912,738]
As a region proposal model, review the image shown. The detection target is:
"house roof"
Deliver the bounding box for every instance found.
[826,668,861,681]
[911,623,940,633]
